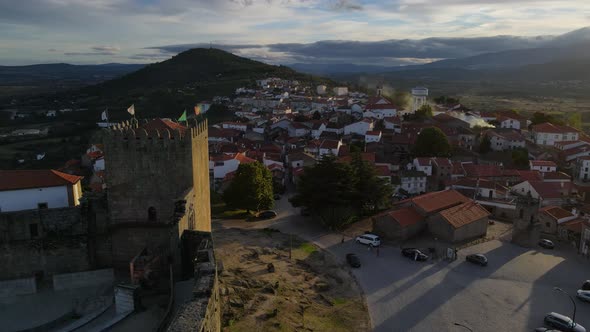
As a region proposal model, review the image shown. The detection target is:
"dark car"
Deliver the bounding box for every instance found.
[258,210,277,219]
[582,280,590,291]
[544,312,586,332]
[535,328,566,332]
[346,253,361,268]
[466,254,488,266]
[401,248,429,261]
[539,239,555,249]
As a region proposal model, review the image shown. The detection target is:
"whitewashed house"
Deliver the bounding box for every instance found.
[365,131,382,143]
[319,139,342,157]
[531,123,579,147]
[412,158,433,176]
[530,160,557,173]
[344,119,373,135]
[0,170,83,212]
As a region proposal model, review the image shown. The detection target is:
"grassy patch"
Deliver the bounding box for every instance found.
[299,242,317,254]
[332,298,347,306]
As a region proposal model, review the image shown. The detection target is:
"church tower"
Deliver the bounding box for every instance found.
[511,195,541,247]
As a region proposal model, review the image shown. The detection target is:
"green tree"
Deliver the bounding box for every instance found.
[350,152,393,214]
[568,112,582,130]
[511,148,530,169]
[388,91,411,109]
[414,104,433,120]
[223,162,273,212]
[530,111,565,127]
[290,156,356,230]
[414,127,451,157]
[479,134,492,154]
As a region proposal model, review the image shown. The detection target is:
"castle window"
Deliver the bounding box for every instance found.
[29,224,39,238]
[148,207,157,221]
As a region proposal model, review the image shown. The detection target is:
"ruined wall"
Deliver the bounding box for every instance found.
[0,207,90,280]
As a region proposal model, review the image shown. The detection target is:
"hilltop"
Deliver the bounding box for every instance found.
[78,48,332,119]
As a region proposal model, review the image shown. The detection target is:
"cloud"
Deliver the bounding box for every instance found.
[91,46,120,52]
[331,0,363,11]
[47,48,58,52]
[64,51,118,56]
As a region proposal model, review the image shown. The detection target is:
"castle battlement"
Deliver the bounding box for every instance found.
[102,118,208,145]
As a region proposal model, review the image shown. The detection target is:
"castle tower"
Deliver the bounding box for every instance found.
[511,195,541,247]
[411,87,428,112]
[101,118,211,269]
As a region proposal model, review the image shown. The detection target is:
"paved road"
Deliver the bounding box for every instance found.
[215,194,590,332]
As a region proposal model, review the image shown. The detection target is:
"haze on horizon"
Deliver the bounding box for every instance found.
[1,0,589,66]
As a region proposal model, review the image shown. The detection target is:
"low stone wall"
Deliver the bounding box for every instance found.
[0,277,36,297]
[53,268,114,291]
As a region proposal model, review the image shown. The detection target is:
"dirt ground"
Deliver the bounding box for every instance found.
[213,227,370,332]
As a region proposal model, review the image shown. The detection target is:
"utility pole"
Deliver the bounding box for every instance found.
[554,287,576,323]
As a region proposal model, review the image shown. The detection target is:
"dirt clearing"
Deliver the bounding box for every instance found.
[213,227,370,332]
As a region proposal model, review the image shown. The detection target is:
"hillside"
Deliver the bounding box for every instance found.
[78,48,330,119]
[0,63,144,86]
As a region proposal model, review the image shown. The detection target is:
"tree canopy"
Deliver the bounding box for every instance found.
[290,154,392,229]
[223,162,274,212]
[479,134,492,154]
[530,112,565,127]
[414,104,434,120]
[414,127,451,157]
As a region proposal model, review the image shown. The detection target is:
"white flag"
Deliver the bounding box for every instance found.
[127,104,135,116]
[101,109,108,121]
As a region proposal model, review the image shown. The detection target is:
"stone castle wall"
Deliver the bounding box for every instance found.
[0,207,90,280]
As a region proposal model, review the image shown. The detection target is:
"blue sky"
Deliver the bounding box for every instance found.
[0,0,589,65]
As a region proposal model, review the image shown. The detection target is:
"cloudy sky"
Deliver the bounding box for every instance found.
[1,0,589,66]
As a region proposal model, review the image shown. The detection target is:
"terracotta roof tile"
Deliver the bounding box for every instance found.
[0,169,82,191]
[379,207,424,227]
[540,206,574,220]
[439,201,490,228]
[412,190,470,213]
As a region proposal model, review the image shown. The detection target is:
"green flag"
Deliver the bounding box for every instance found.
[178,110,187,122]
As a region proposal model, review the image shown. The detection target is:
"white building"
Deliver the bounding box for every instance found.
[344,119,374,136]
[316,85,327,95]
[530,160,557,173]
[485,130,526,151]
[333,87,349,96]
[319,139,342,157]
[399,170,427,194]
[531,122,579,147]
[209,153,257,180]
[0,170,83,212]
[219,122,248,132]
[574,156,590,182]
[411,87,428,112]
[365,131,382,143]
[498,115,521,130]
[412,158,433,176]
[383,116,402,133]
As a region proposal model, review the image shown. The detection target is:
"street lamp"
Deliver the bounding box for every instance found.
[453,322,473,332]
[554,287,576,323]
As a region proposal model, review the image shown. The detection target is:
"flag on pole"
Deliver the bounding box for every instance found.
[178,110,187,122]
[194,104,201,115]
[101,109,108,121]
[127,104,135,116]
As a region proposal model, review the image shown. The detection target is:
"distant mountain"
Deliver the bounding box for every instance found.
[74,48,332,119]
[0,63,145,86]
[290,63,401,75]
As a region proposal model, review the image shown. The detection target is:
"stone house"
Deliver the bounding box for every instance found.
[373,207,425,240]
[427,202,490,243]
[538,206,577,234]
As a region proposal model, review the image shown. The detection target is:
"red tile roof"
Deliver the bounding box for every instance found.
[0,169,82,191]
[517,170,543,182]
[540,206,574,220]
[530,181,575,199]
[375,165,391,177]
[530,160,557,167]
[562,219,586,233]
[543,171,571,180]
[381,207,424,227]
[141,118,187,135]
[320,139,340,149]
[532,122,578,134]
[412,190,470,213]
[234,153,257,164]
[439,201,490,228]
[462,164,503,178]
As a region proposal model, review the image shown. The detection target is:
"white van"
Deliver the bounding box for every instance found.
[355,234,381,247]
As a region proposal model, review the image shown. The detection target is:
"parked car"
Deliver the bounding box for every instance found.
[582,280,590,291]
[346,253,361,268]
[466,254,488,266]
[535,328,565,332]
[544,312,586,332]
[401,248,429,261]
[577,290,590,302]
[355,234,381,247]
[258,210,277,219]
[539,239,555,249]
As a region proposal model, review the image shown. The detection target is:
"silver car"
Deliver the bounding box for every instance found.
[544,312,586,332]
[577,290,590,302]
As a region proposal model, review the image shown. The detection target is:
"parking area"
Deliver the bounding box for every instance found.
[331,239,590,332]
